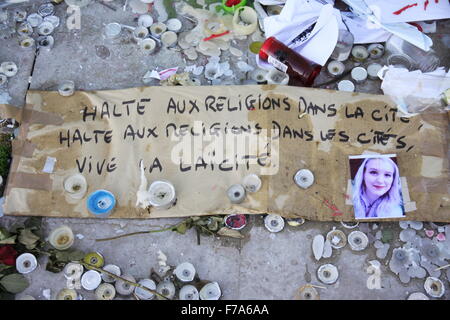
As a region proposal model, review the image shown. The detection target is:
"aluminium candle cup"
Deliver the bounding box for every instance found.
[227,184,246,204]
[138,14,153,28]
[367,63,382,80]
[133,26,149,42]
[48,225,75,250]
[95,283,116,300]
[199,282,221,300]
[232,6,258,36]
[134,279,156,300]
[174,262,196,282]
[56,288,78,300]
[27,13,43,27]
[16,253,38,274]
[81,270,102,291]
[326,229,347,249]
[101,264,121,283]
[224,214,247,230]
[264,214,285,233]
[140,38,157,54]
[115,274,136,295]
[147,180,176,210]
[14,9,27,22]
[17,22,33,37]
[19,37,35,49]
[337,79,355,92]
[179,285,199,300]
[44,15,60,28]
[351,45,369,62]
[150,22,167,38]
[351,66,367,83]
[104,22,122,39]
[327,60,345,77]
[368,43,384,59]
[294,169,314,189]
[38,21,54,36]
[386,53,412,70]
[161,31,178,47]
[0,74,7,87]
[0,62,18,77]
[317,264,339,284]
[156,280,176,300]
[38,3,55,17]
[37,35,54,50]
[58,80,75,97]
[242,174,262,193]
[166,18,182,32]
[86,189,116,218]
[266,68,289,85]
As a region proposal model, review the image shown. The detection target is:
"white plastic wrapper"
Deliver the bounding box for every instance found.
[380,66,450,115]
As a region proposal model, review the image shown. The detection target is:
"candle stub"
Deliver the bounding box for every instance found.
[351,66,368,83]
[327,60,345,77]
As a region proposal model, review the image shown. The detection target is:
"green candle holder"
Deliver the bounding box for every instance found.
[221,0,247,14]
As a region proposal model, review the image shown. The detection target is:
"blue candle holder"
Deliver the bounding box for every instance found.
[87,189,116,218]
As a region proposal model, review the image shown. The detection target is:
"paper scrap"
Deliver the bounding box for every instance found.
[42,156,57,173]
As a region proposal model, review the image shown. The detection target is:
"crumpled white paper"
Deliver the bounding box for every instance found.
[261,0,342,66]
[380,66,450,115]
[342,0,433,51]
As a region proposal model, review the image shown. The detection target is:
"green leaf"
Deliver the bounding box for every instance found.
[24,217,42,230]
[173,222,188,234]
[0,265,12,273]
[0,273,29,293]
[381,230,393,243]
[18,228,40,248]
[0,235,16,245]
[55,249,84,262]
[0,227,11,241]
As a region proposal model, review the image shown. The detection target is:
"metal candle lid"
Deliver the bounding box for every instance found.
[351,66,367,83]
[148,180,176,209]
[134,279,156,300]
[337,80,355,92]
[367,63,383,80]
[81,270,102,291]
[87,189,116,217]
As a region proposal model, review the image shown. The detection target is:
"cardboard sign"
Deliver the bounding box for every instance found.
[1,85,448,221]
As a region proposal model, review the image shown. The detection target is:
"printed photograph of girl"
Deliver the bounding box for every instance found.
[349,154,405,219]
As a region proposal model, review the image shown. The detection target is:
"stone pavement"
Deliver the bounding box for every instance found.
[0,0,449,300]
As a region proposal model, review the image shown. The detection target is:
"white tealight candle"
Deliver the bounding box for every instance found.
[367,63,383,79]
[351,66,368,83]
[351,45,369,62]
[327,60,345,77]
[368,43,384,59]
